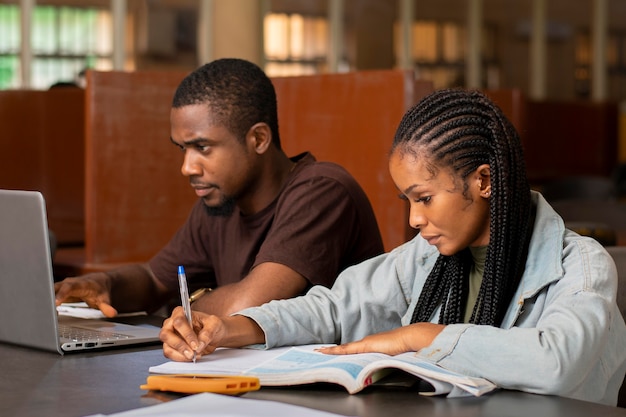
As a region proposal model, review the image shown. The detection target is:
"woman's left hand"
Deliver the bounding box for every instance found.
[317,323,445,356]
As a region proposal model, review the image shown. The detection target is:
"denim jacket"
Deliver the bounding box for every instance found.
[239,192,626,405]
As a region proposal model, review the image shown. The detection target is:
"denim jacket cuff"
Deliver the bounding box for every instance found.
[417,323,472,362]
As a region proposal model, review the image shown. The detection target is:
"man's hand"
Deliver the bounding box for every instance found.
[54,273,118,318]
[316,323,445,356]
[160,309,266,362]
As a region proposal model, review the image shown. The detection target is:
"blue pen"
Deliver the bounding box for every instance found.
[177,265,196,363]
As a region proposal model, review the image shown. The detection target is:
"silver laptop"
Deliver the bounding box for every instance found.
[0,189,162,354]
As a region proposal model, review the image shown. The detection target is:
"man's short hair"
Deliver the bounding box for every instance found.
[172,58,281,149]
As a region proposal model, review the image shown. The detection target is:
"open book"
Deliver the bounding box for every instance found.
[148,345,497,398]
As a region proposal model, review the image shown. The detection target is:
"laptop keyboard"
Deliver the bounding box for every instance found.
[58,324,132,341]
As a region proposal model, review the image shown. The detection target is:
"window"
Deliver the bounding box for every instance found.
[575,30,626,99]
[394,20,498,89]
[0,4,112,90]
[264,13,328,77]
[0,5,19,89]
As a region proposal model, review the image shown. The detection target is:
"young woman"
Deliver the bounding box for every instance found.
[160,89,626,406]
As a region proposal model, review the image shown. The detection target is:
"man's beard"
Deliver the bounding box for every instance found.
[203,195,236,217]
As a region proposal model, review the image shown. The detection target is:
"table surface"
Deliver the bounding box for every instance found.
[2,341,626,417]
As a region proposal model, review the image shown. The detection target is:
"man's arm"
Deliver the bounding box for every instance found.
[54,263,174,316]
[189,262,309,316]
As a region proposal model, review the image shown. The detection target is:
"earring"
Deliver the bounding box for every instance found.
[484,190,491,198]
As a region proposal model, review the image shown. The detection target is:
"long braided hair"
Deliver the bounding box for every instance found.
[392,89,533,326]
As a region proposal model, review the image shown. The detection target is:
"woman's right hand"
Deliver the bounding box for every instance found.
[160,310,265,362]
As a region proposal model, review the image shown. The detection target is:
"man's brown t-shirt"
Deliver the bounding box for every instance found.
[149,152,383,292]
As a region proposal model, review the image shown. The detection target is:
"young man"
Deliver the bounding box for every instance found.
[54,58,383,318]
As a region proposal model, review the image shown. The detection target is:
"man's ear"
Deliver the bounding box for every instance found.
[247,123,272,154]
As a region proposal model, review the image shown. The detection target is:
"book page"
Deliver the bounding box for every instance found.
[243,347,391,393]
[149,345,327,375]
[244,348,496,397]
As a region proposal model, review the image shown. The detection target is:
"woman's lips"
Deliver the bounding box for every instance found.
[421,234,440,245]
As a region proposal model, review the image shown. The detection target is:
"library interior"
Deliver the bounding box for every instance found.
[3,1,626,416]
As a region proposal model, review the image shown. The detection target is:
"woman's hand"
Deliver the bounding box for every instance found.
[160,307,211,361]
[160,308,265,361]
[317,323,445,356]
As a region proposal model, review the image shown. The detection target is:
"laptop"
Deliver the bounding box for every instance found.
[0,189,162,354]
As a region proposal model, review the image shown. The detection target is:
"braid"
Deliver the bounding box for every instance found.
[397,89,532,326]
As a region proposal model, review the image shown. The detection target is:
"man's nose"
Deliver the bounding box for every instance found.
[180,151,201,177]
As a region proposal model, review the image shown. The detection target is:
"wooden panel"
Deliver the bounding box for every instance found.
[482,92,620,187]
[0,89,85,245]
[524,100,619,183]
[84,70,194,264]
[483,88,527,141]
[42,88,86,244]
[0,91,47,192]
[273,70,433,250]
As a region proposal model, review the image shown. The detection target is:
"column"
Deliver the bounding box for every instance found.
[397,0,414,70]
[327,0,344,73]
[111,0,126,70]
[529,0,547,100]
[258,0,271,69]
[212,0,264,66]
[19,0,34,88]
[466,0,483,89]
[591,0,608,101]
[196,0,213,65]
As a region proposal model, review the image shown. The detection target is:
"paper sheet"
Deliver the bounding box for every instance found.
[56,302,148,319]
[56,302,107,319]
[84,392,355,417]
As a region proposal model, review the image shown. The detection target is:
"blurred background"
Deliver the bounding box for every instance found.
[4,0,626,275]
[1,0,625,102]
